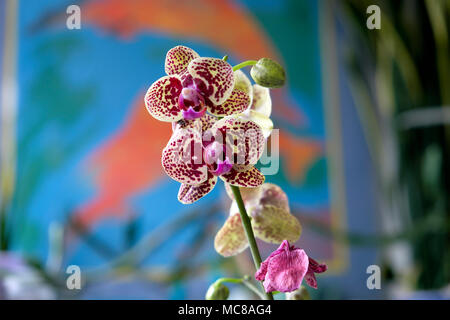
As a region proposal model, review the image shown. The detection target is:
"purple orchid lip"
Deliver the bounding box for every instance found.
[210,157,233,176]
[178,87,207,120]
[182,106,206,120]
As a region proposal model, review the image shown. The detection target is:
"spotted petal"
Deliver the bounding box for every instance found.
[258,183,290,212]
[145,76,183,122]
[251,205,302,244]
[220,166,265,187]
[188,57,234,105]
[249,184,299,243]
[178,173,218,204]
[165,46,200,76]
[212,116,265,167]
[207,70,254,117]
[162,123,207,185]
[214,213,249,257]
[207,89,250,117]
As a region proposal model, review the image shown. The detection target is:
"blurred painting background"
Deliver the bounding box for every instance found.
[0,0,449,299]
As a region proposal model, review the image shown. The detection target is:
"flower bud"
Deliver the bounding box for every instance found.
[205,281,230,300]
[286,286,311,300]
[250,58,286,88]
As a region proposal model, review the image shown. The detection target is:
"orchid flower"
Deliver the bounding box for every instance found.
[255,240,327,293]
[145,46,252,122]
[214,183,302,256]
[162,113,266,204]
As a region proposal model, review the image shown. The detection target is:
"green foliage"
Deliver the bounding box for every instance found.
[340,0,450,289]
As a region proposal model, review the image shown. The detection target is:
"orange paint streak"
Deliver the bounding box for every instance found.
[82,0,276,60]
[279,131,323,183]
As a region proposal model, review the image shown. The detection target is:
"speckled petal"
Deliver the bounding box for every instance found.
[214,213,249,257]
[250,84,272,117]
[145,76,183,122]
[199,113,217,132]
[212,116,265,167]
[220,166,265,187]
[250,183,300,243]
[208,70,253,117]
[162,124,207,185]
[178,173,218,204]
[251,205,302,244]
[188,57,234,105]
[165,46,200,76]
[207,89,250,117]
[258,183,290,212]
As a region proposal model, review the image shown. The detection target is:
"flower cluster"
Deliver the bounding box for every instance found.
[145,46,326,298]
[145,46,274,203]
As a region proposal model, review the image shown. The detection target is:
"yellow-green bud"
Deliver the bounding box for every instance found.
[286,286,311,300]
[250,58,286,88]
[205,281,230,300]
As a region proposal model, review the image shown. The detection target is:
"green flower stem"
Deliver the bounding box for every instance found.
[215,277,242,284]
[230,185,274,300]
[232,60,258,72]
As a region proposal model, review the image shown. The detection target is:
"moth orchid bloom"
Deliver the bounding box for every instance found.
[214,183,302,257]
[145,46,252,122]
[255,240,327,293]
[162,114,266,204]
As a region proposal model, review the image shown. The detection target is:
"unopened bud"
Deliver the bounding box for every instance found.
[205,281,230,300]
[250,58,286,88]
[286,286,311,300]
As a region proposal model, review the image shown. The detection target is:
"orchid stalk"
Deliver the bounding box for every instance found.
[230,185,273,300]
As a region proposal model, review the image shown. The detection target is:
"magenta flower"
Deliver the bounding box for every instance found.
[145,46,251,122]
[162,114,266,204]
[255,240,327,293]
